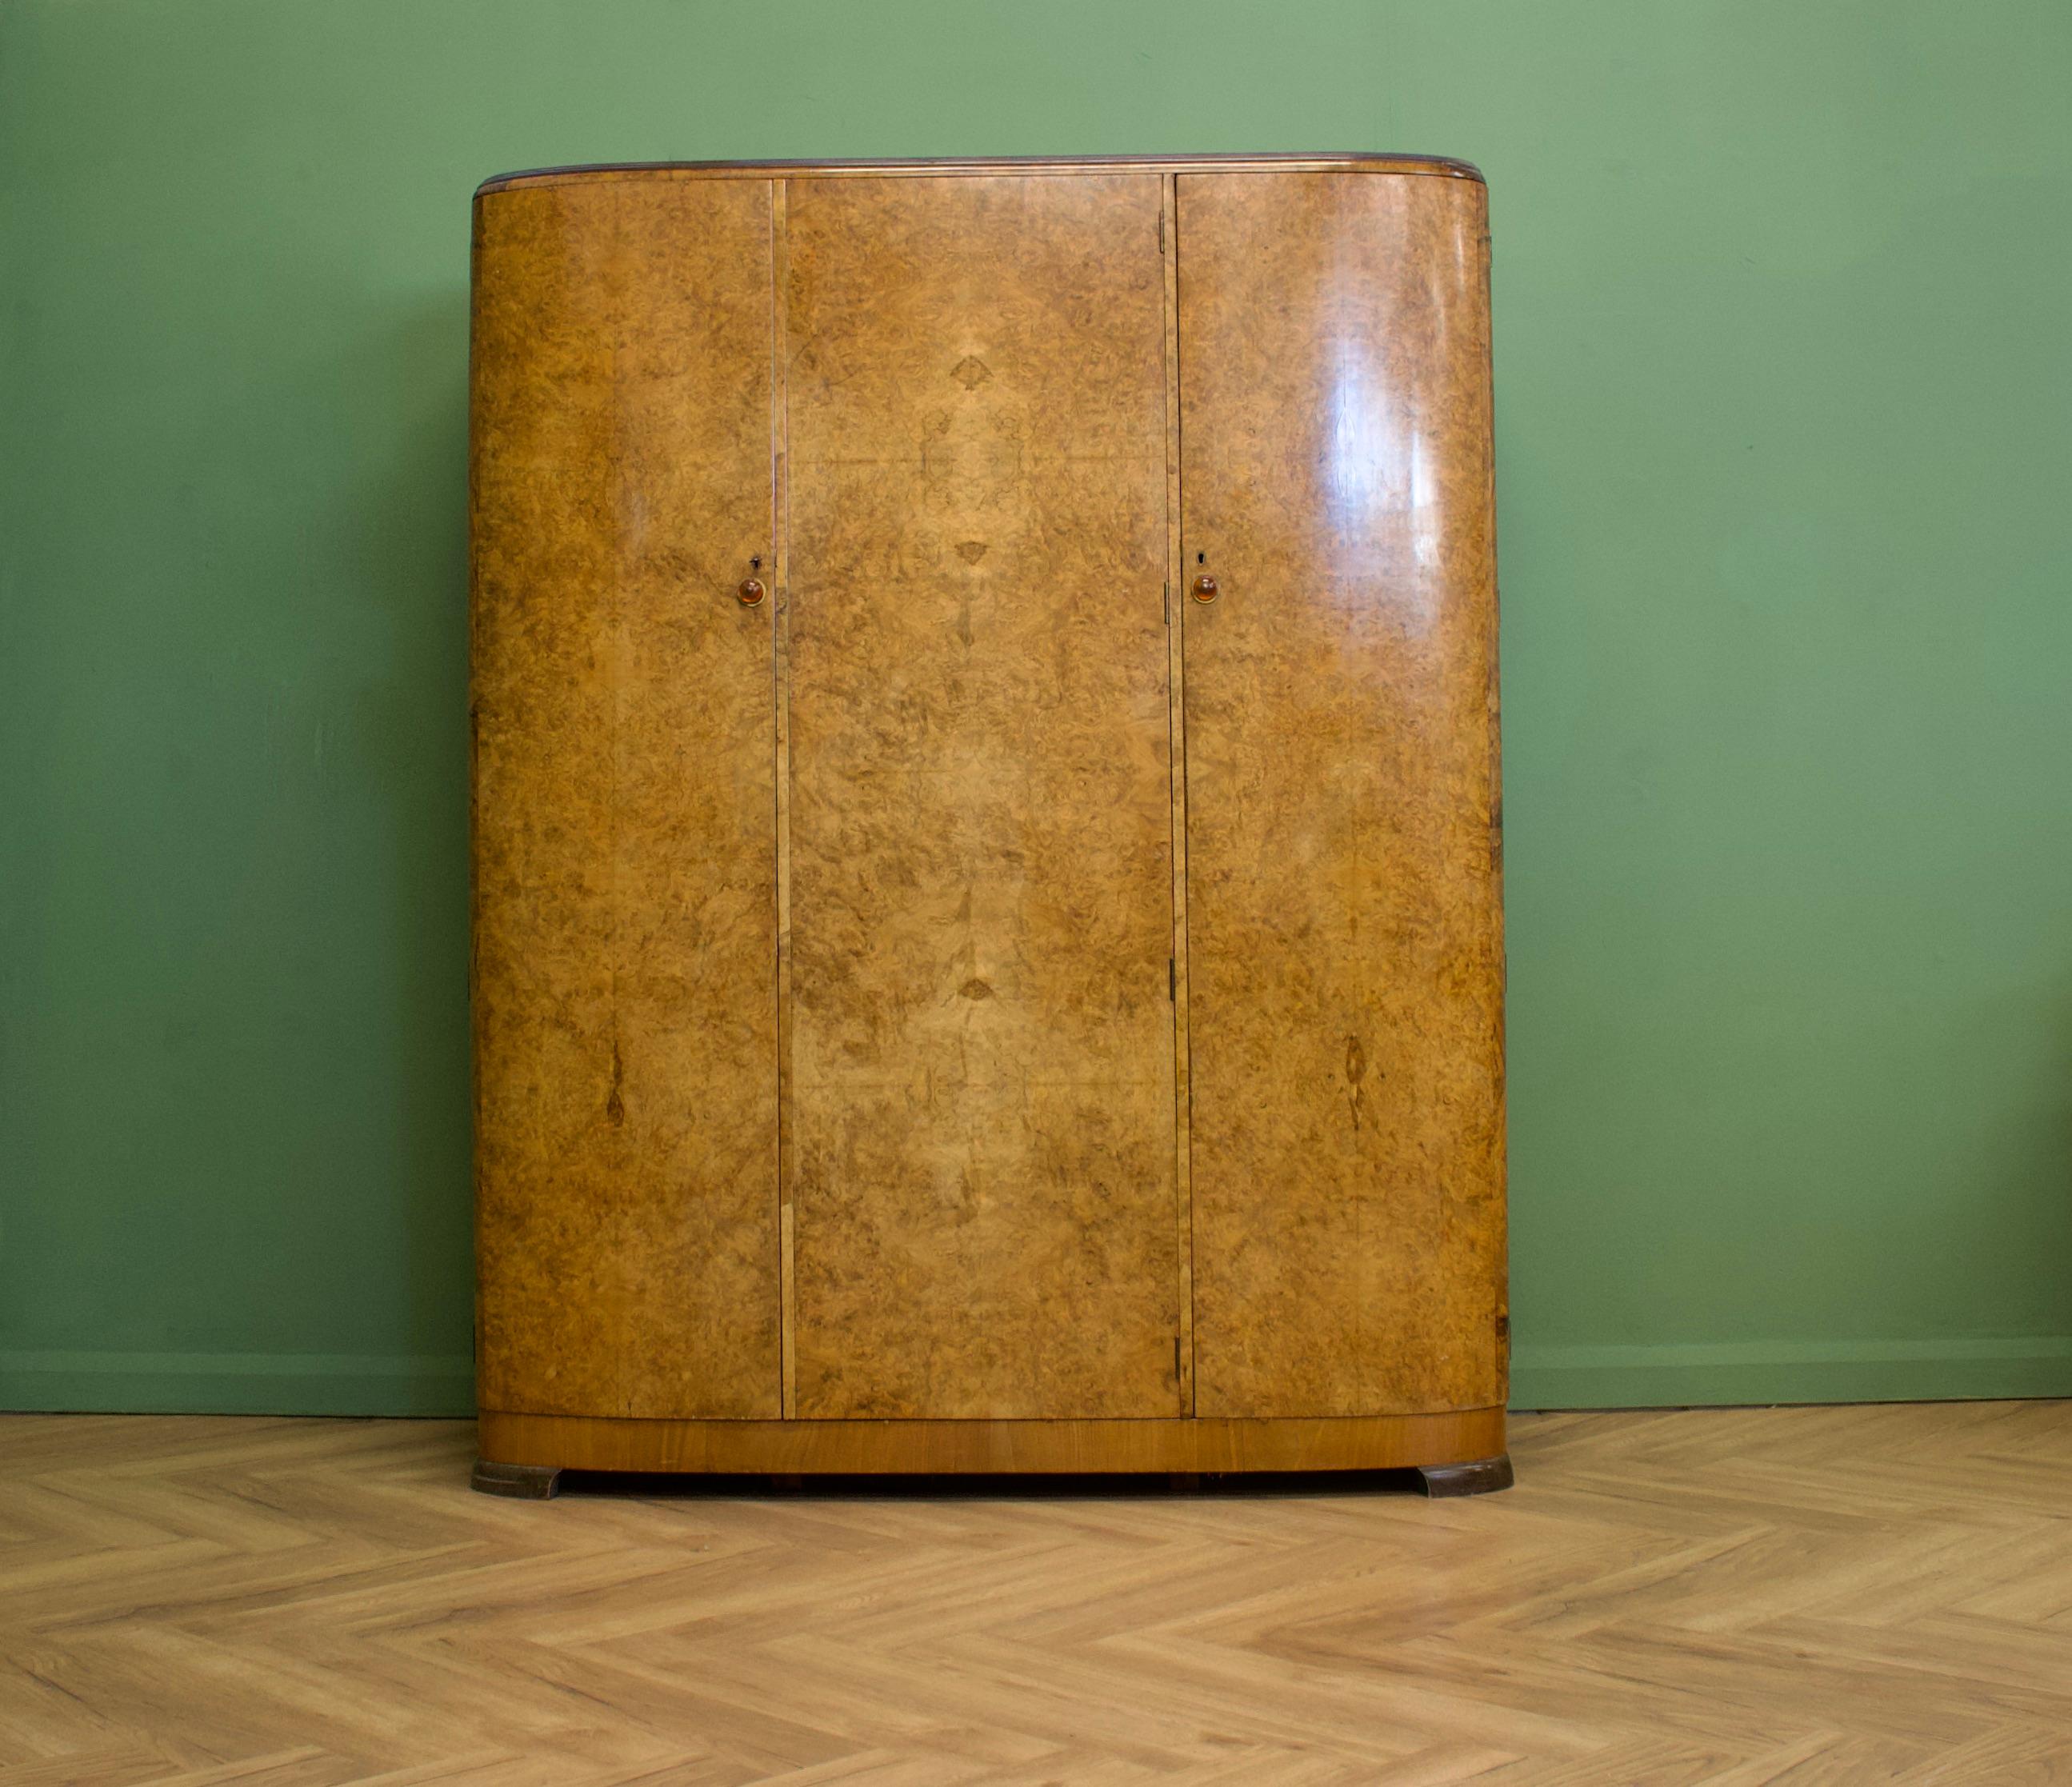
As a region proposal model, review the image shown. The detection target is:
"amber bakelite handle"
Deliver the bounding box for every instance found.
[737,578,766,606]
[1190,574,1219,602]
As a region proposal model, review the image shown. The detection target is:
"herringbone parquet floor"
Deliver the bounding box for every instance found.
[3,1403,2070,1784]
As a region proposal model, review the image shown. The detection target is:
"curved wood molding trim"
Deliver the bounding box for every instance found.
[477,153,1486,198]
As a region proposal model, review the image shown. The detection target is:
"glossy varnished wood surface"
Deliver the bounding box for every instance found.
[470,178,782,1418]
[1178,171,1506,1417]
[782,174,1180,1418]
[469,160,1507,1450]
[10,1404,2072,1781]
[478,1407,1503,1474]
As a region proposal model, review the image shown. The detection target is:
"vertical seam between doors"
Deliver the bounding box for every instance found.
[1162,171,1195,1418]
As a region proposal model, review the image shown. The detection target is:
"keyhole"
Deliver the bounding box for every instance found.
[751,555,762,571]
[1196,551,1206,565]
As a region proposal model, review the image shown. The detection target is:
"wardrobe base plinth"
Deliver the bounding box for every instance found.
[474,1408,1506,1485]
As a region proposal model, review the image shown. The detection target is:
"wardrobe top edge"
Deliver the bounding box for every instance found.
[475,153,1485,198]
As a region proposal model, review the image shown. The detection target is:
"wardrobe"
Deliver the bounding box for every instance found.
[468,156,1508,1496]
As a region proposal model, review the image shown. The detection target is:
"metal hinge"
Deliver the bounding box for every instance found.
[1163,581,1170,624]
[1168,957,1176,1000]
[1158,210,1167,254]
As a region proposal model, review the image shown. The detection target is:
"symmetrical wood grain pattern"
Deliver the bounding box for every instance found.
[782,174,1181,1419]
[477,1407,1502,1474]
[8,1404,2072,1781]
[1178,171,1506,1418]
[471,177,782,1419]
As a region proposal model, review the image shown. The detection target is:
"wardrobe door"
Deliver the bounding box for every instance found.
[471,178,782,1418]
[786,174,1180,1417]
[1178,171,1506,1417]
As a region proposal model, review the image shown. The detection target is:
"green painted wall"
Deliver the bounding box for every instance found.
[4,0,2069,1417]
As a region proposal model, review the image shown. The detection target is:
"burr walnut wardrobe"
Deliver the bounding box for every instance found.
[468,155,1508,1497]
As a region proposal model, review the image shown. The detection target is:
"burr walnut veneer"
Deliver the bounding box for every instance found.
[469,156,1507,1496]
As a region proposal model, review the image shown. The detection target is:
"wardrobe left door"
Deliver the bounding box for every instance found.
[471,176,782,1419]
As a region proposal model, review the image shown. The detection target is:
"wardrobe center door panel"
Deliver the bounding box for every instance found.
[1178,172,1506,1418]
[471,178,782,1419]
[786,174,1179,1418]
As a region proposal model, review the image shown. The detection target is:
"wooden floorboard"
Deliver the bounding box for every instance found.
[2,1404,2070,1783]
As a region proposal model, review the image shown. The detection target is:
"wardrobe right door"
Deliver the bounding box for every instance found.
[1178,170,1508,1418]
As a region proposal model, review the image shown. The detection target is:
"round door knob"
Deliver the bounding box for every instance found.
[737,578,766,607]
[1190,574,1219,603]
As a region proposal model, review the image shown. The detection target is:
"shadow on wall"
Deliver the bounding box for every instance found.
[342,286,475,1405]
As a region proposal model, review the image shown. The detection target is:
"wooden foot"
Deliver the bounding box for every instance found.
[770,1473,804,1492]
[471,1459,562,1499]
[1415,1453,1514,1497]
[1168,1472,1202,1493]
